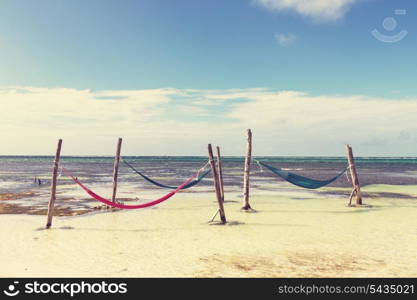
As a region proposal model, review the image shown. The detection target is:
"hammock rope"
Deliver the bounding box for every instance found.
[345,165,351,182]
[255,160,264,172]
[257,161,348,189]
[122,159,211,189]
[61,165,206,209]
[58,166,63,178]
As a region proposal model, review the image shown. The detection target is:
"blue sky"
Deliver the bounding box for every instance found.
[0,0,417,155]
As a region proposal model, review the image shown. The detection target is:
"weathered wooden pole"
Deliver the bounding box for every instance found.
[346,144,362,206]
[46,139,63,229]
[208,144,226,223]
[111,138,123,203]
[242,129,252,210]
[216,146,225,203]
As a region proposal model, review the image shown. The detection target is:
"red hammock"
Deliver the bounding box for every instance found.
[62,167,199,209]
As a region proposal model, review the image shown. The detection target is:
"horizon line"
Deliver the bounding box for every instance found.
[1,155,416,159]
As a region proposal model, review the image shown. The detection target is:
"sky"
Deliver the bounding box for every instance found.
[0,0,417,156]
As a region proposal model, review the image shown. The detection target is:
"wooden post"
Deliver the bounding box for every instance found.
[111,138,123,203]
[216,146,225,202]
[242,129,252,210]
[46,139,62,229]
[346,144,362,205]
[208,144,226,223]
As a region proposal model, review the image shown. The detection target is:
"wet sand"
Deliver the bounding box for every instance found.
[0,186,416,277]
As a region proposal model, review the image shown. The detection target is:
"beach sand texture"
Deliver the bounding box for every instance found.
[1,186,416,277]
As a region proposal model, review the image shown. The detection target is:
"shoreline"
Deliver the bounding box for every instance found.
[2,183,417,216]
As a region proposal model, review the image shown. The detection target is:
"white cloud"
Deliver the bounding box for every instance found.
[253,0,359,22]
[1,86,417,156]
[274,33,297,46]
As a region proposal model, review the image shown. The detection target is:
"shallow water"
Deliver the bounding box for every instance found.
[1,156,417,212]
[0,190,416,277]
[1,156,416,277]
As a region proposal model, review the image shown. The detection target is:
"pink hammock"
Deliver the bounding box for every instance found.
[62,167,200,209]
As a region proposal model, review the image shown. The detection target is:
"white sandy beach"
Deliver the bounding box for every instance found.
[1,185,416,277]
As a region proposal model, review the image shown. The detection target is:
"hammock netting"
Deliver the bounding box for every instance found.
[62,167,198,209]
[258,162,347,189]
[123,160,210,189]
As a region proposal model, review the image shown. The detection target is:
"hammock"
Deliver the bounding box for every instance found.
[123,160,211,189]
[62,167,199,209]
[258,162,347,189]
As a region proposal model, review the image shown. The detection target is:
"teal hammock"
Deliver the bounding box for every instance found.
[258,162,347,189]
[123,160,211,190]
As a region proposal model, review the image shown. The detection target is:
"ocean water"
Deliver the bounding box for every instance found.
[1,156,417,192]
[1,156,417,212]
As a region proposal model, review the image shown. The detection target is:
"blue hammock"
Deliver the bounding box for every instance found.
[123,160,211,190]
[258,162,347,189]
